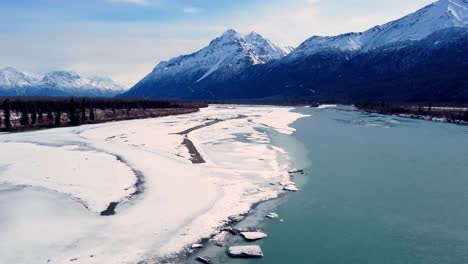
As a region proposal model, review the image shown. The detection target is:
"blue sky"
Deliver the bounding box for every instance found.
[0,0,434,87]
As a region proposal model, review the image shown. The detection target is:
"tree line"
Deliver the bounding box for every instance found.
[355,101,468,123]
[0,97,207,131]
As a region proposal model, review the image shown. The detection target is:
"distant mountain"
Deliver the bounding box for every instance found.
[124,0,468,103]
[0,67,43,90]
[0,68,126,97]
[122,29,292,98]
[258,27,468,103]
[289,0,467,58]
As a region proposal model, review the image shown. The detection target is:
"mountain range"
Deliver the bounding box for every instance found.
[0,68,126,97]
[123,0,468,103]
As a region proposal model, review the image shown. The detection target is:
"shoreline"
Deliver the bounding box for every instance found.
[149,105,307,261]
[173,183,297,264]
[159,193,288,264]
[173,109,311,263]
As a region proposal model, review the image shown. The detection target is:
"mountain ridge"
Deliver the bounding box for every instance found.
[121,0,468,103]
[289,0,468,58]
[0,68,126,97]
[123,29,292,98]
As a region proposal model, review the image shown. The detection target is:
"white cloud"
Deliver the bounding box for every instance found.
[182,7,202,14]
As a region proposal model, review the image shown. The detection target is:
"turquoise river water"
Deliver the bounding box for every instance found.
[209,106,468,264]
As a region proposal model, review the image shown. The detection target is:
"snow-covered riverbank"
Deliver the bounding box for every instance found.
[0,105,306,264]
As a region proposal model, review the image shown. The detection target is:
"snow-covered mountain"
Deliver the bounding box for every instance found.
[123,29,292,98]
[126,0,467,102]
[291,0,468,57]
[40,71,89,90]
[0,67,42,89]
[0,68,126,97]
[87,76,124,92]
[150,29,291,83]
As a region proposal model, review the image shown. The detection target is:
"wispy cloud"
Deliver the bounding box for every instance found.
[182,7,203,14]
[107,0,148,5]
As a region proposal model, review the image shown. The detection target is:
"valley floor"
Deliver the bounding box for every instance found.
[0,105,305,264]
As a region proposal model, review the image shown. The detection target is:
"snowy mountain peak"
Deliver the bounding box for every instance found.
[2,67,20,73]
[244,31,294,59]
[246,31,261,38]
[143,29,292,84]
[221,28,241,37]
[245,31,268,43]
[292,0,468,56]
[44,70,80,78]
[41,71,83,88]
[207,29,244,48]
[0,67,42,89]
[40,71,125,92]
[87,76,124,91]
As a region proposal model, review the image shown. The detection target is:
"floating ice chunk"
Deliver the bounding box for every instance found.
[266,212,279,219]
[228,245,264,258]
[191,243,204,249]
[196,256,213,264]
[318,104,338,109]
[283,185,299,192]
[241,231,268,241]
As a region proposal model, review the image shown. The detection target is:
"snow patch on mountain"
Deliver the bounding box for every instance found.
[87,76,124,92]
[292,0,468,57]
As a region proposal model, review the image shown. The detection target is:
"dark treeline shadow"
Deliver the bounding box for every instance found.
[0,96,208,132]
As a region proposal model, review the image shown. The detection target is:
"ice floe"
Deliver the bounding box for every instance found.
[228,245,264,258]
[241,231,268,241]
